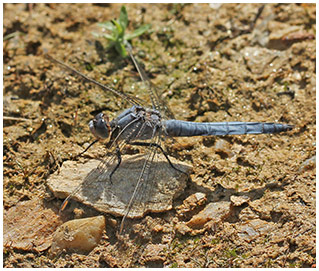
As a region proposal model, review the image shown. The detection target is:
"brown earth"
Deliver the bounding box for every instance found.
[3,3,316,268]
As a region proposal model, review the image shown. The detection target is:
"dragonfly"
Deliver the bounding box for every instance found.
[46,44,293,234]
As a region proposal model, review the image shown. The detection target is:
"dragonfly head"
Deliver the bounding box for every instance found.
[89,113,111,140]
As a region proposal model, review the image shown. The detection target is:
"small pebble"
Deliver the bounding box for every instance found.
[186,201,231,229]
[50,216,105,255]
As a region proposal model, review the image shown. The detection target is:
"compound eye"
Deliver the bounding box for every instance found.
[89,113,110,139]
[95,112,104,120]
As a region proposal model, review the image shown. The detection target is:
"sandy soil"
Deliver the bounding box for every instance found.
[3,3,315,267]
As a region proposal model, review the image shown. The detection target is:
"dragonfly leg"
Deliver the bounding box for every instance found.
[130,141,189,178]
[72,139,99,159]
[109,146,122,184]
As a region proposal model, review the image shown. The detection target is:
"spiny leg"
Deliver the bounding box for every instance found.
[73,139,99,159]
[130,141,188,178]
[108,146,122,183]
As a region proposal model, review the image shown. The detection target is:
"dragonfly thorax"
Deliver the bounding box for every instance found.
[97,106,163,143]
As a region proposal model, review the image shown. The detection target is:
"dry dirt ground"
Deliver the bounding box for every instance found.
[3,3,316,268]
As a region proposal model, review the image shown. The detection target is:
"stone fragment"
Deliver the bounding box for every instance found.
[241,47,286,75]
[175,222,192,235]
[3,199,61,252]
[209,3,222,9]
[152,224,164,233]
[214,139,233,158]
[268,22,301,40]
[176,192,206,217]
[237,219,275,242]
[230,195,250,206]
[142,244,167,263]
[186,201,232,229]
[101,253,119,268]
[47,154,191,218]
[50,216,105,255]
[298,155,315,173]
[238,206,259,221]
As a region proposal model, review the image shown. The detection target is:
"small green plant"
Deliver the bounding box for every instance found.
[94,6,150,57]
[170,262,178,268]
[225,248,238,259]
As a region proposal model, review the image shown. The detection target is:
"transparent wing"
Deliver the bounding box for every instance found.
[45,54,145,107]
[118,129,189,234]
[119,135,160,233]
[126,44,176,120]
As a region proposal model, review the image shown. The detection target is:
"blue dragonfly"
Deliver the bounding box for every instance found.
[46,44,292,234]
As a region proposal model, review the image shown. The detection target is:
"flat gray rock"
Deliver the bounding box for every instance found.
[47,154,191,218]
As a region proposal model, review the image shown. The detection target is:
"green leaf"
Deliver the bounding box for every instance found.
[115,41,127,57]
[92,32,100,38]
[97,21,116,32]
[3,31,20,41]
[125,24,150,40]
[112,19,124,37]
[102,33,116,41]
[119,6,128,30]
